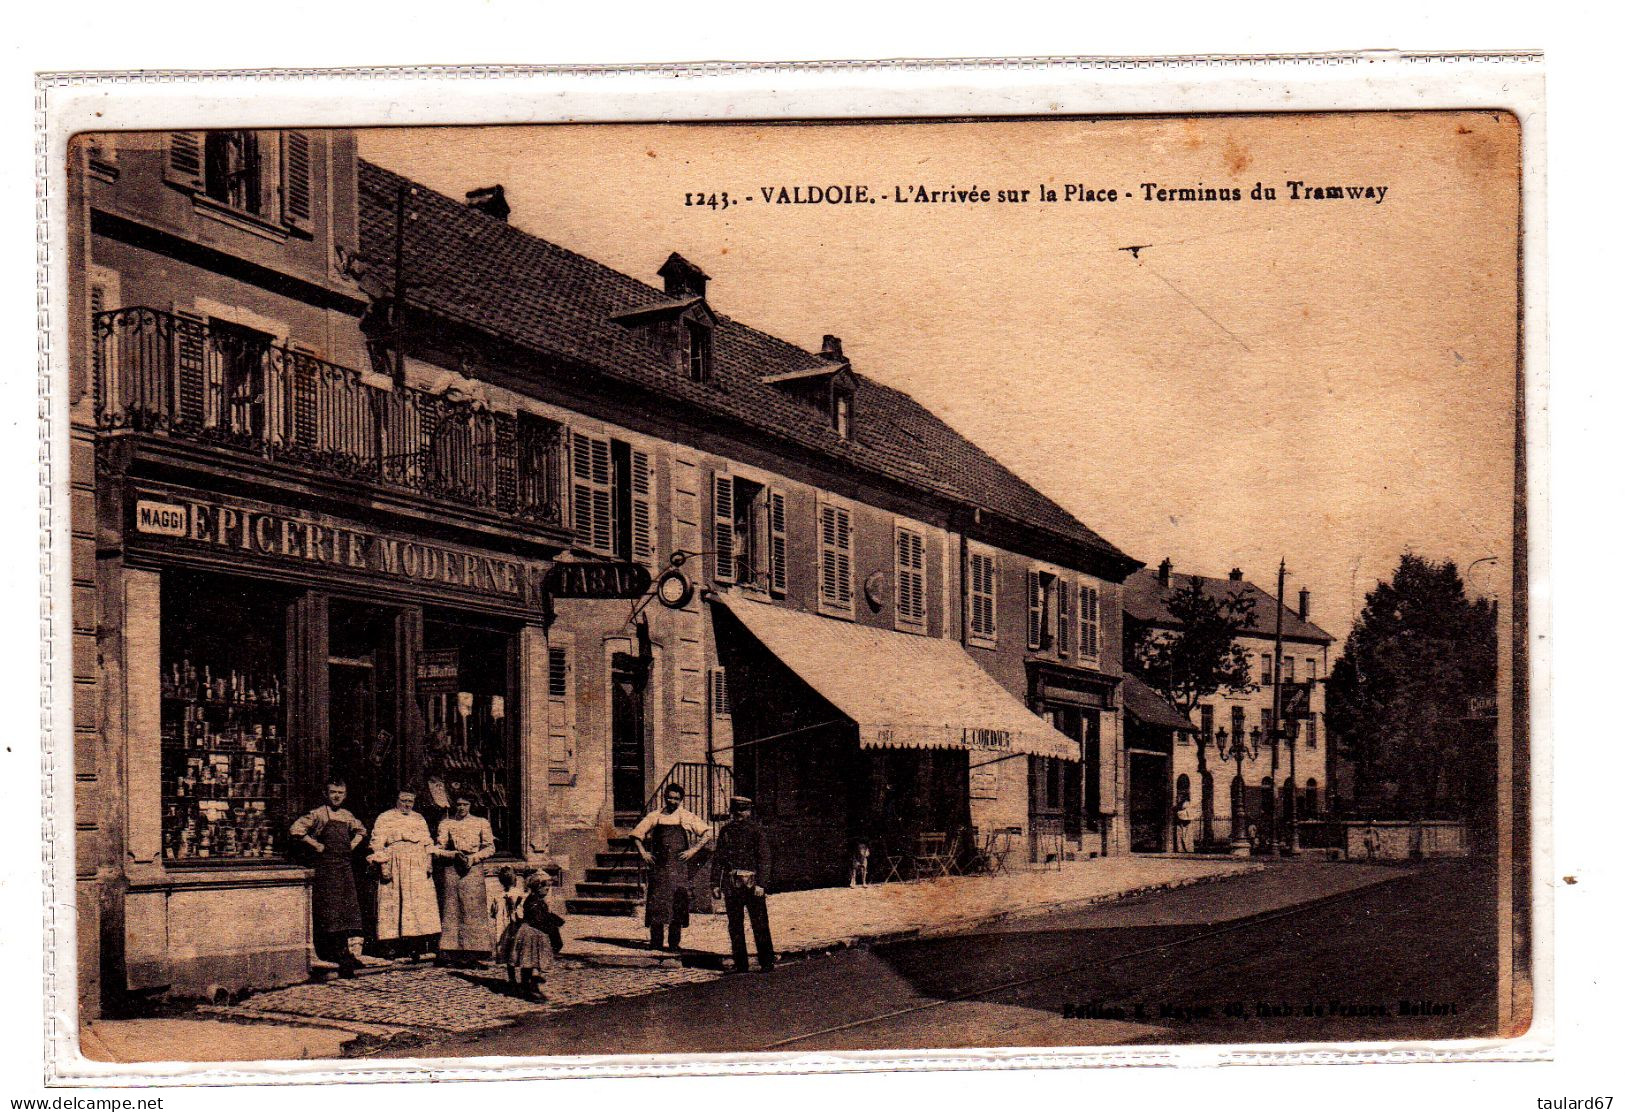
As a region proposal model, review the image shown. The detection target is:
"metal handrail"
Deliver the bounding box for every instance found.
[92,306,566,524]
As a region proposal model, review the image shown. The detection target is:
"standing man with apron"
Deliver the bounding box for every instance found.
[631,783,712,951]
[290,778,368,976]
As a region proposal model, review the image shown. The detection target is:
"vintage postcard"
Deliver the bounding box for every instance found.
[38,57,1544,1082]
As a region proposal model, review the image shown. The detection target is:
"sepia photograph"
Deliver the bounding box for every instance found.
[51,98,1532,1074]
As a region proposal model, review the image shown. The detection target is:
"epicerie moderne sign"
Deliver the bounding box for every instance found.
[134,497,534,603]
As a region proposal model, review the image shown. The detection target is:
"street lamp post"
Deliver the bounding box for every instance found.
[1215,724,1262,855]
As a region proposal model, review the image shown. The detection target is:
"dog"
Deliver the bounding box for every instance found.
[848,842,871,887]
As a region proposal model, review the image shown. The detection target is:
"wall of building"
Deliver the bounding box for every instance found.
[1174,634,1331,840]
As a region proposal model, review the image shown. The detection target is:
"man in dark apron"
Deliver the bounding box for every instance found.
[631,783,712,951]
[291,778,368,976]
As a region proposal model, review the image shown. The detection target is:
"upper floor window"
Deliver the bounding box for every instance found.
[1260,652,1273,685]
[713,474,786,594]
[1305,716,1318,748]
[1200,704,1215,742]
[1306,657,1317,684]
[573,432,655,565]
[687,319,713,383]
[205,131,265,216]
[832,389,852,438]
[165,130,314,236]
[894,525,927,633]
[817,498,855,615]
[1027,570,1056,652]
[1231,705,1246,743]
[1282,656,1295,683]
[967,549,997,648]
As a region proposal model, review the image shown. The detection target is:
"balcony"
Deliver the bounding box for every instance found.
[92,307,567,535]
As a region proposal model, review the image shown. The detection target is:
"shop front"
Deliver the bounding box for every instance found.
[109,481,556,998]
[1027,662,1120,860]
[1120,675,1196,853]
[711,594,1079,890]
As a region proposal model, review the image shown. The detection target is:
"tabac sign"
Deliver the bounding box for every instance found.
[130,492,545,610]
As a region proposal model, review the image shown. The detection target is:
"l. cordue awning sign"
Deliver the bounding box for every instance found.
[129,491,547,611]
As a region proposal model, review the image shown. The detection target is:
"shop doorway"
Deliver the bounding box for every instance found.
[325,600,406,838]
[611,653,650,823]
[1128,751,1170,853]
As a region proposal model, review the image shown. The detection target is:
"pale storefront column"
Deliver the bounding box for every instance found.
[519,624,551,862]
[122,567,163,871]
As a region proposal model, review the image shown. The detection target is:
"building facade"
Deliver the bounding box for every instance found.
[1123,561,1335,852]
[69,129,1143,1015]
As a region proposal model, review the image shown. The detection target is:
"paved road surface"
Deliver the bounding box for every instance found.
[372,859,1499,1058]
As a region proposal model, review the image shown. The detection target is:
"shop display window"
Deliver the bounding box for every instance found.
[418,616,518,853]
[160,571,288,863]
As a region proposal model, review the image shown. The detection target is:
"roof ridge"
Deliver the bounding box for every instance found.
[356,156,1134,570]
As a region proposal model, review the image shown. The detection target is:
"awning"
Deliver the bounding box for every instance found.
[1121,673,1196,733]
[713,593,1080,761]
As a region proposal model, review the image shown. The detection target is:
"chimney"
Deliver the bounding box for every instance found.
[820,335,845,361]
[464,185,510,222]
[1157,557,1172,587]
[1229,567,1243,583]
[658,252,710,299]
[1298,588,1311,621]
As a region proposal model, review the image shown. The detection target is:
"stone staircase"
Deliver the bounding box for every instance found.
[564,835,645,917]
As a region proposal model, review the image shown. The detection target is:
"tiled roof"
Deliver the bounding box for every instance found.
[1123,568,1334,644]
[358,160,1132,572]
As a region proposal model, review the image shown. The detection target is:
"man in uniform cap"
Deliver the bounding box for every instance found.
[712,795,775,973]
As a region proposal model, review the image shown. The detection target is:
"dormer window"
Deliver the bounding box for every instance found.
[687,319,713,383]
[832,389,852,438]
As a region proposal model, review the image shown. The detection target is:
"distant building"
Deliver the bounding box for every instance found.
[1123,560,1335,851]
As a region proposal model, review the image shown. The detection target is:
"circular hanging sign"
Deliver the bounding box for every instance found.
[864,570,888,610]
[655,568,695,609]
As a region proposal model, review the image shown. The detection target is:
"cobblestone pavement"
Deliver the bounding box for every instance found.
[217,960,721,1038]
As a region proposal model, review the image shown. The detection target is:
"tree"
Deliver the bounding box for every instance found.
[1127,580,1257,847]
[1326,554,1497,820]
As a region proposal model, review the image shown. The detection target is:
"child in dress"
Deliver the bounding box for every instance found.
[509,873,556,1001]
[490,865,526,985]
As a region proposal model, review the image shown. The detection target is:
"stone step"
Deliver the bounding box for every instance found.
[595,852,643,870]
[585,866,643,884]
[574,881,643,900]
[565,896,640,917]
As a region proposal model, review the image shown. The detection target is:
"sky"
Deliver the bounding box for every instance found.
[359,114,1520,643]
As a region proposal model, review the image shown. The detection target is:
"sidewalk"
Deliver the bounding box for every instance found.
[566,855,1262,965]
[80,855,1259,1063]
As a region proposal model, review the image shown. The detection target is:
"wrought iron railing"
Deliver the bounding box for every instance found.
[645,761,736,832]
[92,307,566,525]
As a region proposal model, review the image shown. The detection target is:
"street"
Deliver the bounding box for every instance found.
[370,858,1499,1058]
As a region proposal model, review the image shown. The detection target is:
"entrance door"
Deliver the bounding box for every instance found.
[611,653,649,821]
[1128,751,1170,852]
[324,599,406,945]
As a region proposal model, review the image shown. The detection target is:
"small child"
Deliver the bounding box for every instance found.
[490,865,525,985]
[509,873,556,1001]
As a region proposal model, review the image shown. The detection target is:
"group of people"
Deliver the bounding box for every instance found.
[633,783,776,974]
[289,778,777,993]
[290,779,562,994]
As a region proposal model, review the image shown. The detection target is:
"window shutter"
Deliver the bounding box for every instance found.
[712,473,735,584]
[894,527,925,630]
[172,308,208,428]
[819,502,853,612]
[280,131,314,234]
[1080,584,1099,657]
[1057,579,1071,657]
[710,667,731,718]
[571,432,614,554]
[630,447,655,567]
[547,644,574,771]
[1027,572,1043,650]
[164,131,205,191]
[768,489,788,595]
